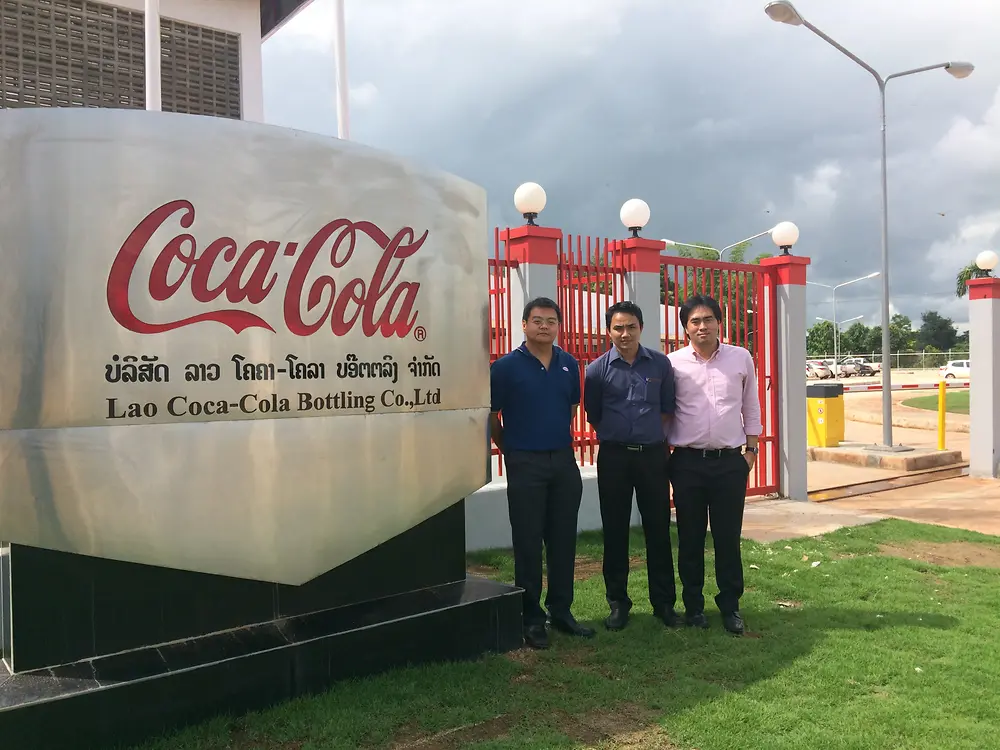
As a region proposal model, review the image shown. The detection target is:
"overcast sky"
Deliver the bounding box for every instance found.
[261,0,999,333]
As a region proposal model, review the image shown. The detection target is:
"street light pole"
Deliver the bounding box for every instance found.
[764,1,973,449]
[662,228,781,260]
[817,315,863,370]
[332,0,350,139]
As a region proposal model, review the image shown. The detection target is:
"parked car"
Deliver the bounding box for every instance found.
[822,359,859,377]
[939,359,970,379]
[806,361,833,379]
[842,356,880,374]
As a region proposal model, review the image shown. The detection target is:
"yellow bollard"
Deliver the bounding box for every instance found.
[937,380,946,450]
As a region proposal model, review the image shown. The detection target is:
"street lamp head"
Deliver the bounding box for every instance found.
[660,238,677,247]
[945,61,975,79]
[764,1,804,26]
[865,271,881,279]
[976,249,998,272]
[620,198,651,238]
[513,182,546,225]
[770,220,800,254]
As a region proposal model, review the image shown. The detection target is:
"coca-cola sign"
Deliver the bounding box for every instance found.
[0,108,489,584]
[107,199,427,338]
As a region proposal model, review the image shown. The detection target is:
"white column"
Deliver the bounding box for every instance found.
[760,255,811,500]
[144,0,161,111]
[967,278,1000,478]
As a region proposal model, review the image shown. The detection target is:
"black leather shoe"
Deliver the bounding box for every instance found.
[653,606,682,628]
[604,602,631,631]
[523,624,549,649]
[685,612,710,629]
[722,611,745,636]
[548,614,596,639]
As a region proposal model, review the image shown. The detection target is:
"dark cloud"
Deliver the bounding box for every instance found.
[262,0,1000,327]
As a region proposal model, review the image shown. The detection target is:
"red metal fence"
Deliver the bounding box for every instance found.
[486,229,780,497]
[557,235,626,465]
[488,227,517,364]
[661,256,779,496]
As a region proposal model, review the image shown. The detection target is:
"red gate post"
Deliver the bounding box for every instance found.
[759,254,811,500]
[967,274,1000,478]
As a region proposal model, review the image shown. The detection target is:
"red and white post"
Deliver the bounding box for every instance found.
[967,277,1000,478]
[617,238,666,345]
[503,225,561,346]
[760,255,811,500]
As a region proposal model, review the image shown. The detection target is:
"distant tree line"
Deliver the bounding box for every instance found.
[806,311,968,367]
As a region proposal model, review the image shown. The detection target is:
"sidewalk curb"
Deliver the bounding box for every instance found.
[846,411,970,433]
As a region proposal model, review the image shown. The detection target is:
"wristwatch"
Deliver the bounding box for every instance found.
[744,446,759,455]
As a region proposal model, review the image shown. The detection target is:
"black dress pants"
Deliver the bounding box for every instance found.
[596,442,676,611]
[505,448,583,627]
[669,448,750,615]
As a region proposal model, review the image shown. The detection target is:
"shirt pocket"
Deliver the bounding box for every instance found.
[636,375,661,406]
[714,369,745,407]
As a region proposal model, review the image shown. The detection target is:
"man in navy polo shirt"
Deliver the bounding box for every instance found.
[584,300,679,632]
[490,296,595,650]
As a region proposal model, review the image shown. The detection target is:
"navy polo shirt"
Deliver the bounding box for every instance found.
[583,344,676,444]
[490,343,581,451]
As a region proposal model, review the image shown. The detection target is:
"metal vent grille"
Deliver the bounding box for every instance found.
[0,0,241,118]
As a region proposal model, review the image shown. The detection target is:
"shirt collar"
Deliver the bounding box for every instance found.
[516,342,565,359]
[608,344,652,364]
[690,341,724,362]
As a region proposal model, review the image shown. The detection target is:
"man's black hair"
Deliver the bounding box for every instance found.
[679,294,724,329]
[605,300,644,329]
[522,296,562,323]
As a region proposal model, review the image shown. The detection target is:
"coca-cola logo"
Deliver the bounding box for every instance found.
[106,199,427,337]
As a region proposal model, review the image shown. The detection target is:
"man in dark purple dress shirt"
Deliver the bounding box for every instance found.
[583,301,679,631]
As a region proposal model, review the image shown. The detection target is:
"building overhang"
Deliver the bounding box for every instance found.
[261,0,316,40]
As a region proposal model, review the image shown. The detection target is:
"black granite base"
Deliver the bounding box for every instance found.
[4,502,472,672]
[0,575,522,750]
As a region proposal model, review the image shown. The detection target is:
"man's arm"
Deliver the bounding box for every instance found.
[489,412,504,454]
[489,361,506,454]
[659,357,677,429]
[583,359,603,428]
[569,358,582,433]
[741,351,763,463]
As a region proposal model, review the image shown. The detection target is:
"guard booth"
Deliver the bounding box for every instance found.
[807,382,845,447]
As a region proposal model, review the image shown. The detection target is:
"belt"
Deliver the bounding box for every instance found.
[673,446,743,458]
[601,440,664,452]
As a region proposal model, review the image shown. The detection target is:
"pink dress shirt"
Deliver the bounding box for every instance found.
[666,342,762,449]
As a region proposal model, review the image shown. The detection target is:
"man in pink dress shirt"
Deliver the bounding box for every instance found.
[666,294,762,636]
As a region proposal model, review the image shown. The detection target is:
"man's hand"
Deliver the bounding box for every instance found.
[743,451,757,471]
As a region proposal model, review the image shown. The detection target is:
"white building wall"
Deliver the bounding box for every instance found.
[114,0,265,122]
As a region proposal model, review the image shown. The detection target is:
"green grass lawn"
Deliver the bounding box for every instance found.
[136,520,1000,750]
[903,390,970,415]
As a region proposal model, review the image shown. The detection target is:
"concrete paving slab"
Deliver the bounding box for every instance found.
[742,498,886,543]
[819,476,1000,537]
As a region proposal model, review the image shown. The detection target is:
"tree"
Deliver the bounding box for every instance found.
[888,314,917,352]
[862,325,883,353]
[917,310,958,351]
[806,320,835,356]
[838,321,871,355]
[955,261,989,298]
